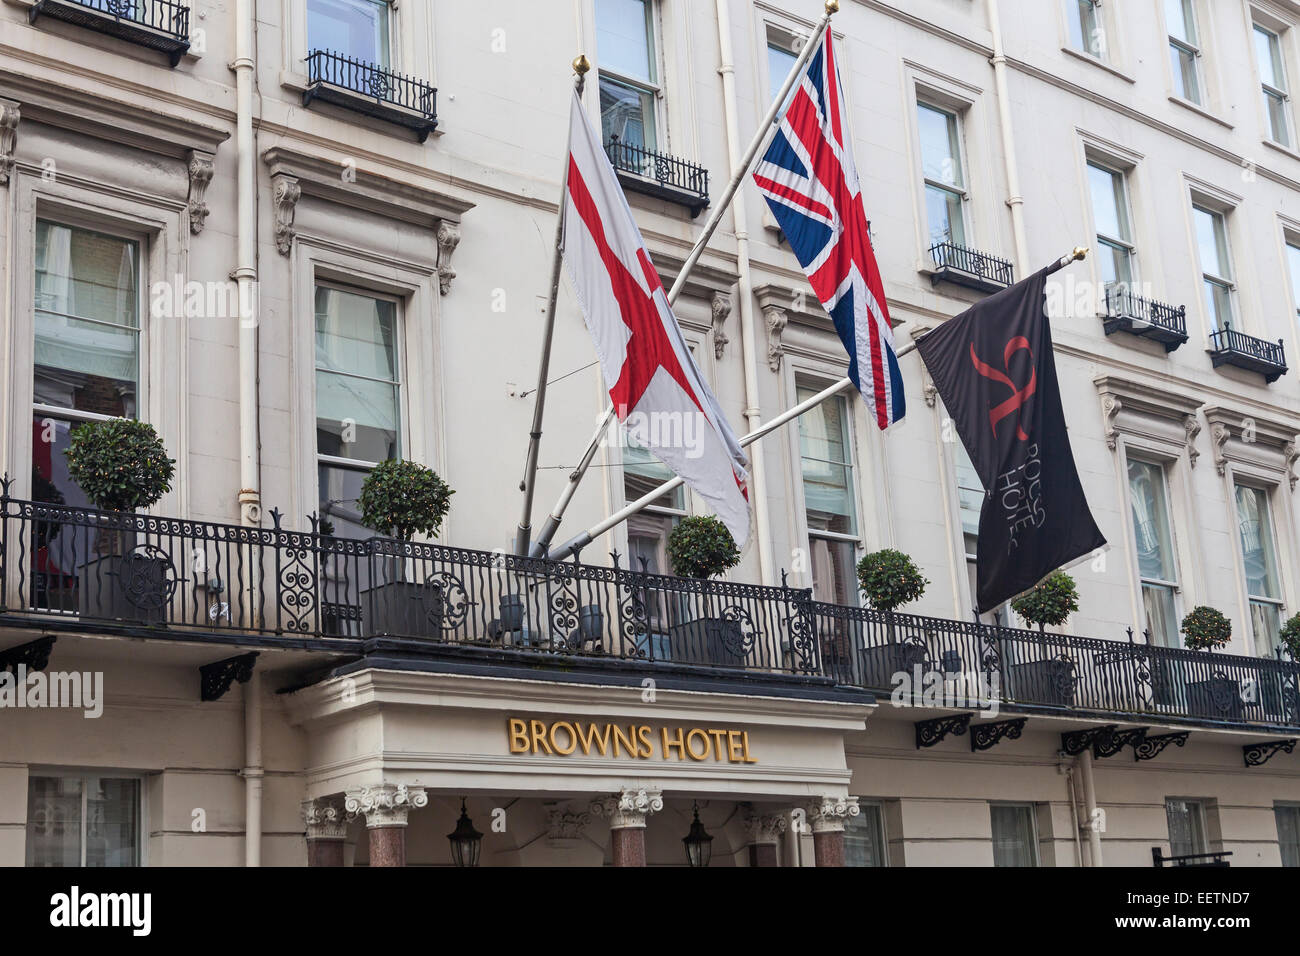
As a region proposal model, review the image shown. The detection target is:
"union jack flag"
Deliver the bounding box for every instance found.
[753,31,905,430]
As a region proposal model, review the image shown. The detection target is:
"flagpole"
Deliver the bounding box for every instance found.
[547,246,1089,561]
[529,1,840,558]
[515,55,592,556]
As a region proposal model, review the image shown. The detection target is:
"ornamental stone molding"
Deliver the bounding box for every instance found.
[711,290,732,359]
[741,805,789,845]
[436,220,461,295]
[1202,404,1300,487]
[1093,375,1203,462]
[187,149,214,235]
[806,795,860,834]
[302,797,349,840]
[344,784,428,828]
[0,99,18,187]
[763,305,788,372]
[544,802,592,842]
[271,173,301,256]
[590,788,663,830]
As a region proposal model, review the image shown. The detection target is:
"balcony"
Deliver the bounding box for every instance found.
[1208,325,1288,383]
[605,137,710,217]
[29,0,190,66]
[303,50,438,142]
[927,241,1014,294]
[1,490,1297,730]
[1101,287,1188,352]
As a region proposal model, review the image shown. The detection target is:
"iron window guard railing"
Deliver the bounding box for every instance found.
[604,137,710,212]
[30,0,190,64]
[1101,286,1188,350]
[1208,324,1287,381]
[928,241,1014,289]
[303,49,438,138]
[1152,847,1232,867]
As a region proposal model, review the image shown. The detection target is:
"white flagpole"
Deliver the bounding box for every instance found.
[529,1,840,557]
[515,56,592,556]
[547,247,1089,561]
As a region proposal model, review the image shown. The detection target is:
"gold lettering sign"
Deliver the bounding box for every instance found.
[507,718,756,764]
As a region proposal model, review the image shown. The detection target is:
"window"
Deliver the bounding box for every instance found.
[917,103,967,248]
[1234,484,1283,658]
[32,220,141,510]
[845,802,888,867]
[1066,0,1105,60]
[1128,460,1180,648]
[307,0,391,66]
[1277,804,1300,867]
[623,438,686,578]
[1287,241,1300,331]
[1087,162,1135,289]
[596,0,659,153]
[1165,797,1208,857]
[1166,0,1203,105]
[766,36,798,108]
[1192,205,1233,331]
[26,774,141,867]
[798,386,859,606]
[315,284,401,539]
[955,443,1007,625]
[1255,25,1291,146]
[990,803,1039,867]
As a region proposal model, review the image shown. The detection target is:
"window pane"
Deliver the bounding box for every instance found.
[316,372,399,462]
[600,78,657,152]
[1171,44,1201,104]
[955,443,983,537]
[991,804,1037,867]
[1287,244,1300,320]
[809,535,858,606]
[31,413,94,509]
[84,777,141,867]
[1087,163,1129,242]
[319,461,372,539]
[26,776,139,867]
[1203,278,1233,331]
[26,776,83,867]
[925,185,965,247]
[1255,26,1285,91]
[1128,460,1176,582]
[315,287,400,465]
[1098,240,1133,288]
[798,389,856,535]
[315,287,398,381]
[1166,0,1196,45]
[1142,583,1180,648]
[1266,90,1291,146]
[624,436,685,511]
[1070,0,1104,58]
[767,42,798,107]
[1165,798,1207,857]
[846,804,887,867]
[307,0,390,65]
[596,0,654,84]
[34,221,140,416]
[1277,805,1300,867]
[917,104,962,187]
[1250,600,1281,658]
[1235,485,1280,599]
[1193,207,1230,278]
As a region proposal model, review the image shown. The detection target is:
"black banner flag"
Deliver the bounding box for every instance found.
[917,265,1105,612]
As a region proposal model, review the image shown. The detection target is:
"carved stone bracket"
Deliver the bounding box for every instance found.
[922,365,937,408]
[1101,395,1124,451]
[186,149,214,235]
[1243,738,1296,767]
[271,172,301,256]
[1286,441,1299,491]
[0,99,18,187]
[1060,724,1118,757]
[198,651,258,702]
[344,784,428,828]
[763,305,788,372]
[302,797,349,840]
[1093,726,1148,759]
[915,712,973,749]
[591,788,663,829]
[1209,421,1231,476]
[970,717,1027,752]
[436,220,461,295]
[544,802,592,842]
[1133,731,1189,761]
[1185,416,1202,469]
[711,290,732,359]
[741,805,789,845]
[806,795,860,834]
[0,635,55,675]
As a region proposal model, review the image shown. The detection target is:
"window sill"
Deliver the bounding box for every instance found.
[1060,46,1135,84]
[1262,138,1300,164]
[1167,95,1232,130]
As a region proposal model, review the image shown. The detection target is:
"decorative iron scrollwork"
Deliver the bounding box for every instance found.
[116,544,179,611]
[915,712,973,749]
[1243,738,1296,767]
[422,570,471,630]
[0,635,55,675]
[1060,724,1117,757]
[276,542,318,633]
[199,652,258,702]
[1093,726,1148,759]
[718,605,758,659]
[970,717,1027,752]
[1133,731,1189,761]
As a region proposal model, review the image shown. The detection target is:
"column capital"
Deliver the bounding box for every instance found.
[590,788,663,829]
[344,784,428,828]
[741,805,789,845]
[807,795,859,834]
[302,797,349,840]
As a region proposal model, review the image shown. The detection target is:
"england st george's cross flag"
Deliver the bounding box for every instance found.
[753,29,905,430]
[560,91,752,547]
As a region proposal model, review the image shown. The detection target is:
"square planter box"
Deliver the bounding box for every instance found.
[1006,658,1076,706]
[857,641,928,691]
[1187,677,1244,720]
[78,553,169,625]
[363,581,443,638]
[669,617,748,667]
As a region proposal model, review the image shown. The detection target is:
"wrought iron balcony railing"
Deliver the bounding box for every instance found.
[303,50,438,141]
[29,0,191,66]
[928,241,1014,293]
[605,137,710,217]
[1208,324,1288,383]
[1,487,1296,730]
[1101,286,1188,352]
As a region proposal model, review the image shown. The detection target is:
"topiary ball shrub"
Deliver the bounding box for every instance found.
[1011,571,1079,632]
[856,549,928,613]
[1280,613,1300,661]
[65,418,175,513]
[358,459,454,542]
[1180,605,1232,652]
[666,515,741,579]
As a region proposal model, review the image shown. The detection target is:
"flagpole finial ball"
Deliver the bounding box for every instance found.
[573,54,591,76]
[825,0,840,14]
[1072,246,1088,261]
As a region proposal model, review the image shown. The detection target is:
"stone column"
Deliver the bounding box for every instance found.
[344,784,428,867]
[808,796,859,868]
[591,788,663,867]
[302,797,348,867]
[742,805,788,867]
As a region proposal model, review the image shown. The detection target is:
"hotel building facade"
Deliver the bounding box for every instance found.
[0,0,1298,867]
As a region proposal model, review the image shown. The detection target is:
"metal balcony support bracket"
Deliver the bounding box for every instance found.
[1243,738,1296,767]
[1093,726,1149,759]
[1133,731,1189,761]
[970,716,1027,752]
[915,712,974,749]
[200,651,259,702]
[0,635,56,675]
[1060,724,1118,756]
